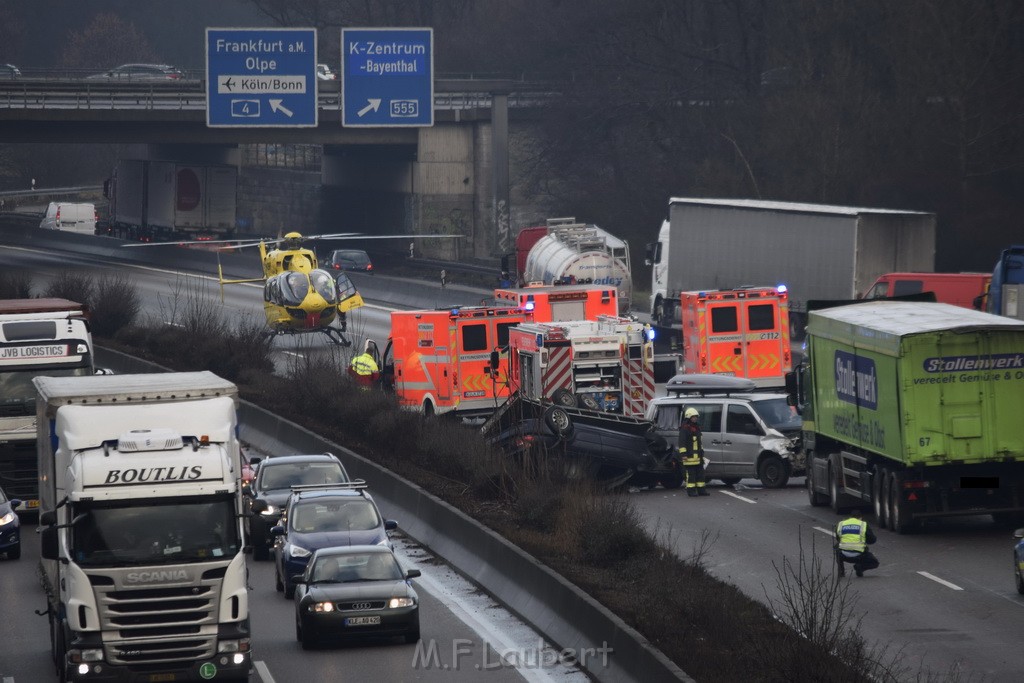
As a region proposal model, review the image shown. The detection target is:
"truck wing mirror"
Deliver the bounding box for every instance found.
[406,569,421,579]
[489,349,500,374]
[41,527,59,560]
[250,499,268,514]
[40,510,56,526]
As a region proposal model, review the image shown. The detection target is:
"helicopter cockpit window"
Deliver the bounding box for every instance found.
[309,269,338,304]
[278,271,311,306]
[335,272,358,301]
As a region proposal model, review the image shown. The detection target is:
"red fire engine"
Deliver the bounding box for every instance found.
[679,286,791,387]
[382,306,533,417]
[507,315,655,417]
[492,283,619,323]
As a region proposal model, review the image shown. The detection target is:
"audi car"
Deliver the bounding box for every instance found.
[293,545,420,648]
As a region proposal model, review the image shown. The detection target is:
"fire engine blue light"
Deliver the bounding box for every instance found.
[524,301,535,311]
[536,333,544,348]
[450,308,460,316]
[645,327,656,341]
[776,284,788,293]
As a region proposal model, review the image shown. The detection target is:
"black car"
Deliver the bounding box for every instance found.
[294,545,420,649]
[327,249,374,274]
[489,405,682,489]
[272,484,397,599]
[246,454,350,560]
[0,485,22,560]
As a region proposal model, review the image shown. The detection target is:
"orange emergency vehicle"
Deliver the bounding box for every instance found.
[508,315,655,417]
[493,283,619,322]
[680,286,791,388]
[382,306,533,417]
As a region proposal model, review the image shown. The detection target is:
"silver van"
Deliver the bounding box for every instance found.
[645,375,803,488]
[39,202,97,233]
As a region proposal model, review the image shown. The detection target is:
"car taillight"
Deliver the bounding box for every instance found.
[55,207,61,225]
[367,264,374,271]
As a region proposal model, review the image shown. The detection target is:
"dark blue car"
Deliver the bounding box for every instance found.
[272,484,397,598]
[0,485,22,560]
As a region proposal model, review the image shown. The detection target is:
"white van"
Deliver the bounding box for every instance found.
[39,202,97,233]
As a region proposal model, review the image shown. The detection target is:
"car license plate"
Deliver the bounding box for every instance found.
[27,500,40,508]
[148,674,176,682]
[345,616,381,626]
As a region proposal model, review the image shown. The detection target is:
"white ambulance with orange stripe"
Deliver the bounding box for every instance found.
[507,315,655,417]
[492,283,619,322]
[382,306,534,418]
[680,286,792,388]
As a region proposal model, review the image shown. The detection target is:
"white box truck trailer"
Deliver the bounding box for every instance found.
[36,372,251,682]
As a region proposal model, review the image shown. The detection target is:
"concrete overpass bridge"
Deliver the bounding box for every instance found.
[0,78,556,257]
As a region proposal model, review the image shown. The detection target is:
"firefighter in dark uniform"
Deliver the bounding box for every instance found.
[835,510,880,577]
[678,407,708,497]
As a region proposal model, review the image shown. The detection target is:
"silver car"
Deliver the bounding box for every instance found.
[85,63,185,82]
[645,375,803,488]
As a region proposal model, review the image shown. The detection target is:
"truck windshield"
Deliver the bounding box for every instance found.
[749,398,802,433]
[71,495,240,567]
[0,365,91,413]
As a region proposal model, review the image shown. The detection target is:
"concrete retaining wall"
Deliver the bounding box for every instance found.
[93,346,690,683]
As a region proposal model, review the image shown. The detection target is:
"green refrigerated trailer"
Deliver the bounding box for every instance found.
[795,301,1024,532]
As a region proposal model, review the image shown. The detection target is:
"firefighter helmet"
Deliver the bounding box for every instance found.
[684,407,700,419]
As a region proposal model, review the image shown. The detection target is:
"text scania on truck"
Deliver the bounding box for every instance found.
[0,299,94,514]
[36,372,252,682]
[789,301,1024,533]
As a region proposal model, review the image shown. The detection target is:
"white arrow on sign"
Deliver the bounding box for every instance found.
[269,100,294,117]
[357,99,382,117]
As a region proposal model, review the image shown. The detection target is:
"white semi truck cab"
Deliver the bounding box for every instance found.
[35,372,251,682]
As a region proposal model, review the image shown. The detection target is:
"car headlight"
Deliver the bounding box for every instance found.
[0,511,15,526]
[288,544,311,558]
[259,505,278,516]
[388,597,415,609]
[311,602,335,612]
[68,648,103,663]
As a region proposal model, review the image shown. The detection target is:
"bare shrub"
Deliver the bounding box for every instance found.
[0,271,33,298]
[514,479,563,531]
[576,495,655,567]
[91,272,141,337]
[42,271,93,305]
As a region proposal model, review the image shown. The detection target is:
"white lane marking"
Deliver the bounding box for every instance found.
[394,543,585,683]
[813,526,834,536]
[719,490,757,504]
[918,571,964,591]
[282,351,305,359]
[253,660,275,683]
[5,675,16,683]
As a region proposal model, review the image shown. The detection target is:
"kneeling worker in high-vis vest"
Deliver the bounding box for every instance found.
[835,510,880,577]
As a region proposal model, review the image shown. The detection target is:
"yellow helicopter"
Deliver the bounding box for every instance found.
[125,229,464,346]
[125,231,365,346]
[217,231,364,346]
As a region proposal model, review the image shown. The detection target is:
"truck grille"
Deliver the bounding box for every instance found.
[91,571,224,665]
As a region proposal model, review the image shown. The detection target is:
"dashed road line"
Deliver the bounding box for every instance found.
[719,490,757,504]
[918,571,963,591]
[253,660,275,683]
[813,526,833,536]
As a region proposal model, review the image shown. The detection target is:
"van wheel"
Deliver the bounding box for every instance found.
[551,388,577,408]
[758,455,789,488]
[544,406,574,439]
[423,401,435,418]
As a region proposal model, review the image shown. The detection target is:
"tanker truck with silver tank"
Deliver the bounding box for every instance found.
[36,372,252,682]
[520,218,632,314]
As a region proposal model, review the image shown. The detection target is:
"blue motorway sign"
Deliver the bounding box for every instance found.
[342,28,433,128]
[207,28,317,128]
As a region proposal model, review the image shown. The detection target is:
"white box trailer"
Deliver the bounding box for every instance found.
[645,198,936,335]
[36,372,252,682]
